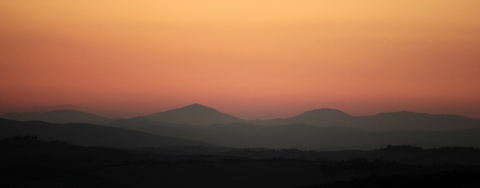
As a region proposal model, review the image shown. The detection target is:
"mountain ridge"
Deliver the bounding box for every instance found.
[2,109,111,125]
[3,104,479,131]
[0,118,210,148]
[111,120,480,150]
[143,104,243,126]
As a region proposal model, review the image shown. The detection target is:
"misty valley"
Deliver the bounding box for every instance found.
[2,104,480,187]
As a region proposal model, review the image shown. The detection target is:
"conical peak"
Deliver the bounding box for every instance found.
[180,103,218,112]
[301,108,351,117]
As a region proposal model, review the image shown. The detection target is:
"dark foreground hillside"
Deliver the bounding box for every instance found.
[1,138,480,188]
[0,118,209,148]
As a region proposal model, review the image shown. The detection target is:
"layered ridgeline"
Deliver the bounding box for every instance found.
[111,121,480,150]
[2,110,111,125]
[3,104,480,150]
[108,104,480,150]
[4,104,479,131]
[251,109,480,131]
[0,118,209,148]
[143,103,243,125]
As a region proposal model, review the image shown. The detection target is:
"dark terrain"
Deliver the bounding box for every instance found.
[2,104,480,187]
[2,137,480,188]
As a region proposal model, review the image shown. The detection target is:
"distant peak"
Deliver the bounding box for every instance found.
[312,108,344,112]
[144,103,241,125]
[48,109,85,113]
[181,103,217,111]
[376,111,429,116]
[300,108,351,117]
[186,103,207,108]
[46,109,98,116]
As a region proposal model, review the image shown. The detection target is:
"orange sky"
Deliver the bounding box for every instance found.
[1,0,480,119]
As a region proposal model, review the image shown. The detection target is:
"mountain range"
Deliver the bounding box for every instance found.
[0,118,208,148]
[2,103,480,150]
[109,120,480,150]
[3,104,479,131]
[252,109,480,131]
[143,103,242,125]
[3,110,111,125]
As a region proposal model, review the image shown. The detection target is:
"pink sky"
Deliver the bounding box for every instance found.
[1,1,480,119]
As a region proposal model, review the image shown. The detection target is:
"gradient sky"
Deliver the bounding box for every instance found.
[1,0,480,119]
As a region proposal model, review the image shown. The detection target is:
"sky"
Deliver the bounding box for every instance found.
[1,0,480,119]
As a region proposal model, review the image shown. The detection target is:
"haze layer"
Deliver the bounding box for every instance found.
[1,0,479,119]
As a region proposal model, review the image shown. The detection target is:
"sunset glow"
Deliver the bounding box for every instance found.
[1,0,480,119]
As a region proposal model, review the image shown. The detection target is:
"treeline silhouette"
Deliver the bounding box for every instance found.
[379,145,423,152]
[0,165,105,187]
[301,170,480,188]
[1,135,38,141]
[2,139,480,188]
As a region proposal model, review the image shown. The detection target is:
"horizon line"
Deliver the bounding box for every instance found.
[1,103,478,120]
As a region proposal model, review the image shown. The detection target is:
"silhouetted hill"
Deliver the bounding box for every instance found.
[110,120,480,150]
[356,111,480,131]
[301,170,480,188]
[108,116,159,128]
[296,108,352,119]
[251,108,354,127]
[4,139,480,188]
[5,106,478,131]
[144,104,243,125]
[2,110,111,125]
[0,118,210,148]
[250,110,480,131]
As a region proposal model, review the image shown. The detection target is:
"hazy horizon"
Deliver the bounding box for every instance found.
[2,2,480,187]
[1,103,480,120]
[1,1,480,119]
